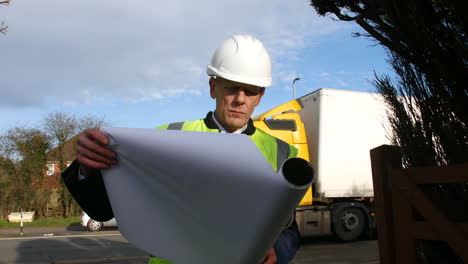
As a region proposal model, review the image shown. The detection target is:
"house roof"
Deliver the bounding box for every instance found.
[46,135,78,162]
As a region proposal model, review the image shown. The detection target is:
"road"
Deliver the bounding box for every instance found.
[293,238,379,264]
[0,227,379,264]
[0,233,148,264]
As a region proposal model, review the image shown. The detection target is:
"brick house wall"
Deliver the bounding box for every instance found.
[43,161,72,189]
[43,136,77,189]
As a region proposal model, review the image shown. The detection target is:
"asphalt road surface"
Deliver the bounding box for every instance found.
[0,227,379,264]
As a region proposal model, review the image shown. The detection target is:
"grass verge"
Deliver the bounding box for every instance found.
[0,217,80,228]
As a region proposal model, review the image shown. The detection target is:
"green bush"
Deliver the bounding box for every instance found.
[0,217,80,228]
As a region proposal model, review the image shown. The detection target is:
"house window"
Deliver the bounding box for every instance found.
[46,164,55,176]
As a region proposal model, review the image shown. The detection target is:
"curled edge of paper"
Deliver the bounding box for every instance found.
[280,157,315,189]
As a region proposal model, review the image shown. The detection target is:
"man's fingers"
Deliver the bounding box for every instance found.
[76,128,116,170]
[78,130,116,160]
[76,155,112,170]
[78,137,116,161]
[84,128,109,145]
[77,145,116,167]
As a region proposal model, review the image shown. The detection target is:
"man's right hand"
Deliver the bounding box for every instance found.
[76,128,117,176]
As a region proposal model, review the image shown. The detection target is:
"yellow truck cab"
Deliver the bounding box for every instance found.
[253,88,390,241]
[253,100,313,207]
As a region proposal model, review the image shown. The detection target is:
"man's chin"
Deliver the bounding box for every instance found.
[225,119,248,130]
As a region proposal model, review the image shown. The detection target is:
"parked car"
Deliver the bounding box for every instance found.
[81,211,117,232]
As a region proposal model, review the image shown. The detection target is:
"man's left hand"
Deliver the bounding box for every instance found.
[261,248,277,264]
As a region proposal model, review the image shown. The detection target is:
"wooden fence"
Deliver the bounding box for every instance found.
[370,145,468,263]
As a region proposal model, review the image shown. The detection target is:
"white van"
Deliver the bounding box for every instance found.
[81,211,117,232]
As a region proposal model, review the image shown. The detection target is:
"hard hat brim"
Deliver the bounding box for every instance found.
[206,65,272,88]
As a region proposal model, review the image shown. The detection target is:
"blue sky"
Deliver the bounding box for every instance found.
[1,0,392,133]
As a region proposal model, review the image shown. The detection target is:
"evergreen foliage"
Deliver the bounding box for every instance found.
[310,0,467,167]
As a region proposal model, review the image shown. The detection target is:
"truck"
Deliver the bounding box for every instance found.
[253,88,390,241]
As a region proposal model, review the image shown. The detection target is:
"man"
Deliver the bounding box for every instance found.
[62,35,301,264]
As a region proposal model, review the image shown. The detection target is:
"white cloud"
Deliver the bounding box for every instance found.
[277,71,299,85]
[1,0,348,109]
[337,70,352,75]
[337,80,349,87]
[319,71,331,77]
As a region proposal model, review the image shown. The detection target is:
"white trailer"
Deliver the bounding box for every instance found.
[255,88,391,241]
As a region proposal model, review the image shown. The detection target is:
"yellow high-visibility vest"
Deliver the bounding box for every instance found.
[149,115,298,264]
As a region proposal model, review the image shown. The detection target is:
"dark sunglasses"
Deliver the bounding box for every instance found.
[224,86,263,96]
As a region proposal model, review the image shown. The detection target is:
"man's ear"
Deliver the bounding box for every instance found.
[209,77,216,99]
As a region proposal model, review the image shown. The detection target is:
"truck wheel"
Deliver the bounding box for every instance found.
[87,219,103,232]
[333,207,366,241]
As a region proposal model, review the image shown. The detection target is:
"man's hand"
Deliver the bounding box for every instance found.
[76,128,117,175]
[261,248,277,264]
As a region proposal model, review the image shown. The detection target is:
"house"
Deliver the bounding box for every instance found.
[43,136,77,189]
[44,161,72,188]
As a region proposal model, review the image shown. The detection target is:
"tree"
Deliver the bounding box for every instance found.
[42,112,79,218]
[0,112,108,219]
[43,112,78,171]
[309,1,467,262]
[0,0,10,35]
[42,112,107,217]
[43,112,107,170]
[0,127,51,219]
[310,0,467,166]
[0,156,17,219]
[373,52,467,167]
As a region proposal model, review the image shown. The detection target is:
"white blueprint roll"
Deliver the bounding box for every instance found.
[100,127,314,264]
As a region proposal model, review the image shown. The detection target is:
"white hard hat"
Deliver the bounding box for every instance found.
[206,35,272,87]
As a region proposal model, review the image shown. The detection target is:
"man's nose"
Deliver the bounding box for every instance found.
[234,89,246,104]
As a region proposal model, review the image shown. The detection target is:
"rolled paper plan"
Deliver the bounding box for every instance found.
[100,127,314,264]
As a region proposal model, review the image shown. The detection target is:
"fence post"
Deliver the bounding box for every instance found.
[20,208,24,235]
[391,169,418,263]
[370,145,402,264]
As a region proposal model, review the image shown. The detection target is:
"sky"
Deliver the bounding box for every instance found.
[0,0,392,133]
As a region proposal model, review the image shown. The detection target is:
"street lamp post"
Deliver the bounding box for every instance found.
[293,77,301,99]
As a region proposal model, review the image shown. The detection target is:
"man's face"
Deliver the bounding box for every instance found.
[210,77,265,132]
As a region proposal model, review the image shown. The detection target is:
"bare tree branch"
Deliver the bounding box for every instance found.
[0,0,10,35]
[0,23,7,35]
[41,111,109,217]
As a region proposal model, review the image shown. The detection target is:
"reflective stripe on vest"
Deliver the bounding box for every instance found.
[167,122,184,130]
